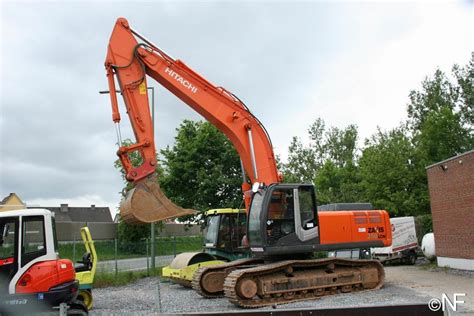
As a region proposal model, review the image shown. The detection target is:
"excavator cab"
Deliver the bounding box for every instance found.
[248,183,391,258]
[248,183,320,256]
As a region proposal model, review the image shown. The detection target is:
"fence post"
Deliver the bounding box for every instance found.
[114,238,118,277]
[156,275,162,313]
[146,238,150,276]
[72,231,76,264]
[173,236,176,258]
[151,223,155,272]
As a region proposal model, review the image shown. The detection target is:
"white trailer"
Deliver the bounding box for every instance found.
[371,216,419,265]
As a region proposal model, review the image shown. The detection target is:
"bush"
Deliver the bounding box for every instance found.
[415,214,433,244]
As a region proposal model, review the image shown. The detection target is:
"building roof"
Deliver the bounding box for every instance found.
[426,149,474,170]
[1,193,25,207]
[27,204,113,223]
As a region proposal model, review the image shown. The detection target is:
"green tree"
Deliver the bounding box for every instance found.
[407,57,473,166]
[404,57,473,214]
[159,120,243,224]
[359,127,420,216]
[282,118,362,204]
[282,119,323,183]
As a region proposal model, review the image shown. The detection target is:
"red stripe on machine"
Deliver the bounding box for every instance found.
[392,242,418,252]
[0,257,14,266]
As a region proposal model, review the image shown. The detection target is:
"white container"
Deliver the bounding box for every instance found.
[421,232,436,260]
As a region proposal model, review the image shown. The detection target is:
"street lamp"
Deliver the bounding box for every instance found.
[99,86,157,272]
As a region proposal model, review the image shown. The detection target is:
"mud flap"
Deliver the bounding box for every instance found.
[120,177,196,224]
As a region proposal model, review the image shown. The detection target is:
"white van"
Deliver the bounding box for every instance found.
[371,216,419,265]
[328,216,419,265]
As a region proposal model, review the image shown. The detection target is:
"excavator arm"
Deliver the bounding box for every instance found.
[105,18,281,223]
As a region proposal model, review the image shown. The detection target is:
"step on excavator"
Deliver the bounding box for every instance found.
[104,17,392,307]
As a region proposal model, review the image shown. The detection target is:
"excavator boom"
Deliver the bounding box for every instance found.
[105,18,280,223]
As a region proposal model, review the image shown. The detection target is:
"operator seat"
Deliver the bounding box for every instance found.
[75,252,92,273]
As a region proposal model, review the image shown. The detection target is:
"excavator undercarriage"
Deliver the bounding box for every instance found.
[194,258,384,307]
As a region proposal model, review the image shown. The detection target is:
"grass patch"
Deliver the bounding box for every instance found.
[59,236,204,262]
[94,267,162,288]
[419,260,438,270]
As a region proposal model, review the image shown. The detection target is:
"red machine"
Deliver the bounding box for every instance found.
[0,209,87,314]
[105,17,392,307]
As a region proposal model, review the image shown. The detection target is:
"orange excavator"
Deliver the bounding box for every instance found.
[105,17,392,307]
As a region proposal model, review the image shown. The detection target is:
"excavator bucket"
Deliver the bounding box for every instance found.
[120,178,196,224]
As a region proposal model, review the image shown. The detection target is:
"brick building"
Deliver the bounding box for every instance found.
[426,150,474,270]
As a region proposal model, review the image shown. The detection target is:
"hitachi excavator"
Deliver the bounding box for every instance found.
[104,17,392,307]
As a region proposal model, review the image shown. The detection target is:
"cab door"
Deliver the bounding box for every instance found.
[0,217,19,295]
[293,185,319,242]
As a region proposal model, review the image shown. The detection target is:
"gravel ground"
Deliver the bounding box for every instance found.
[91,265,474,315]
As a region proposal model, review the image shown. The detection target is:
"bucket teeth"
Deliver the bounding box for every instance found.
[119,177,196,224]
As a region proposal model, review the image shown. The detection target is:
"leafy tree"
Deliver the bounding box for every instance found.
[404,57,473,214]
[282,56,473,217]
[282,118,362,204]
[159,120,243,224]
[407,64,473,166]
[283,118,325,183]
[116,215,150,253]
[359,127,420,216]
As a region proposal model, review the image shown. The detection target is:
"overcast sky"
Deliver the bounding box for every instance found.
[0,1,472,215]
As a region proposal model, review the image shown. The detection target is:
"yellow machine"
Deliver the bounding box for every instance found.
[75,227,97,310]
[162,208,249,287]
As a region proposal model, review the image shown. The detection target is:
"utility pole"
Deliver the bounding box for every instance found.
[149,87,156,272]
[99,86,157,271]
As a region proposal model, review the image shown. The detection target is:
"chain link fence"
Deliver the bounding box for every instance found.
[59,235,204,275]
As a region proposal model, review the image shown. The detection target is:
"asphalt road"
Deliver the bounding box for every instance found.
[97,255,175,273]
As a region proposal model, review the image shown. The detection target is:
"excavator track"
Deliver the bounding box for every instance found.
[192,258,263,298]
[223,258,384,308]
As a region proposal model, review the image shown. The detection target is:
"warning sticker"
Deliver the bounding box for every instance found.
[139,82,147,94]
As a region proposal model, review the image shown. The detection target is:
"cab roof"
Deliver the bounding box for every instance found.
[0,208,53,218]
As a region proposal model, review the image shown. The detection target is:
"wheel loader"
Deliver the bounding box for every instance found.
[104,17,392,307]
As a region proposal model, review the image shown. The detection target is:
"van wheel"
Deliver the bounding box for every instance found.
[406,252,417,265]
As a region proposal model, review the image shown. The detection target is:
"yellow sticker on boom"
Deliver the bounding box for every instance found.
[139,82,147,94]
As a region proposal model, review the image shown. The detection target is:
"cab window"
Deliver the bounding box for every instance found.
[298,186,317,230]
[0,220,16,260]
[22,216,46,267]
